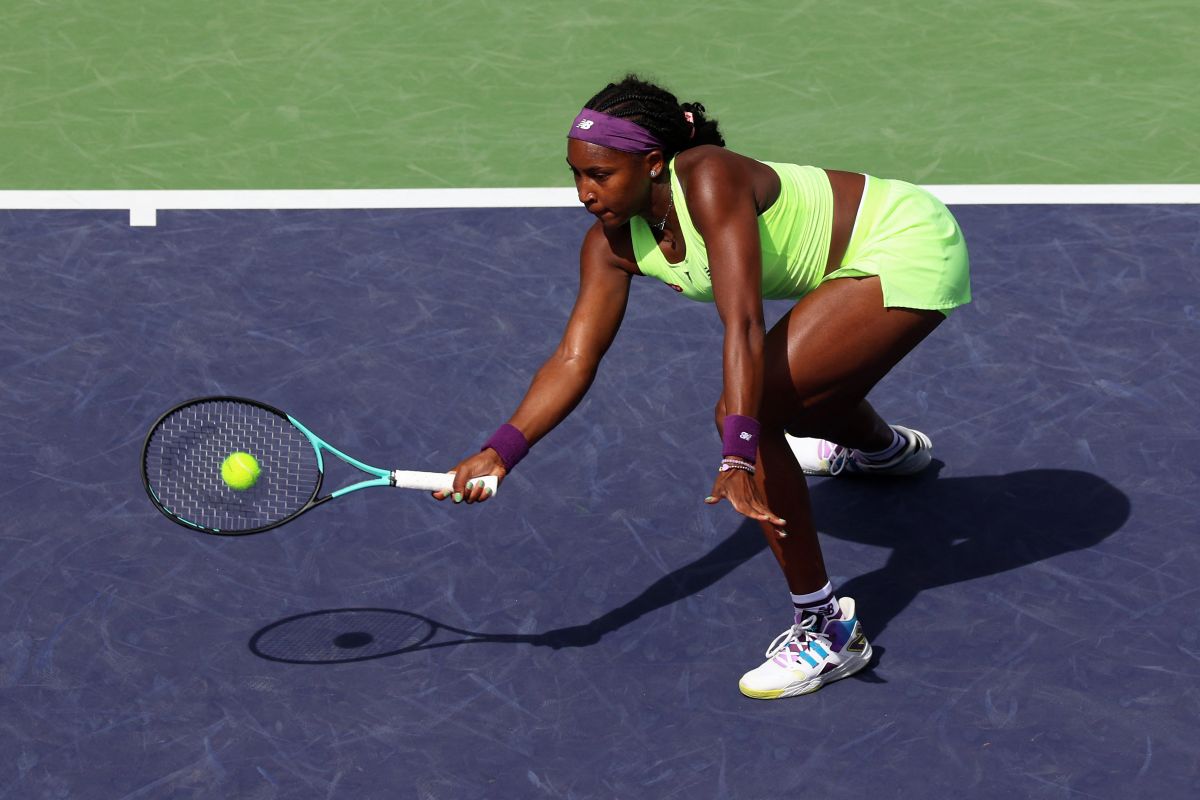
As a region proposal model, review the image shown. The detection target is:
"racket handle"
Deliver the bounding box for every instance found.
[391,470,499,495]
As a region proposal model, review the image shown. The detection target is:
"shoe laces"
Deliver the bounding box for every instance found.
[828,430,913,476]
[827,446,852,476]
[764,616,830,660]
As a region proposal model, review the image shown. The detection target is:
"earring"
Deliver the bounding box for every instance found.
[650,170,659,177]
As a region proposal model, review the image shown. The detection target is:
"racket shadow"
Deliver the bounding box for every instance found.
[249,518,768,665]
[248,467,1129,665]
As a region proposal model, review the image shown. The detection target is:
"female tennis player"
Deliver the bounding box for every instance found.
[436,75,970,699]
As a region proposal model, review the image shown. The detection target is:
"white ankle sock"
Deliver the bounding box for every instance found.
[858,427,905,463]
[791,582,840,623]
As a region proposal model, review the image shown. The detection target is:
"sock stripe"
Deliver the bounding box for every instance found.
[859,427,905,462]
[790,582,834,607]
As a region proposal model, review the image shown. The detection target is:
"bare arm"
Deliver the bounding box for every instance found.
[508,224,632,443]
[442,222,633,500]
[680,147,786,530]
[683,148,769,426]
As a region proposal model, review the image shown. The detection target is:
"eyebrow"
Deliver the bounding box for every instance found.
[565,158,612,172]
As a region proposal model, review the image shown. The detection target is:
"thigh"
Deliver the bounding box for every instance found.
[759,275,943,427]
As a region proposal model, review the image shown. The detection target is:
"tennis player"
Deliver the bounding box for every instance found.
[437,75,970,699]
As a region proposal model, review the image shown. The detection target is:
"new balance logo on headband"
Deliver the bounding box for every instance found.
[568,109,663,154]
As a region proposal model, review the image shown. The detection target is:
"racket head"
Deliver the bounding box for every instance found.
[249,608,439,664]
[142,396,322,535]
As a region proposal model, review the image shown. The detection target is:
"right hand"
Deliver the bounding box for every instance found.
[704,464,787,537]
[433,448,507,504]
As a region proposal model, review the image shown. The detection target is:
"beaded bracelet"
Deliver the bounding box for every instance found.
[718,458,756,475]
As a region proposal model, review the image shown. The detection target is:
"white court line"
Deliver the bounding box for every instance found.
[0,185,1198,227]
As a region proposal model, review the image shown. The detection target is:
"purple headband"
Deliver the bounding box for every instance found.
[568,109,663,154]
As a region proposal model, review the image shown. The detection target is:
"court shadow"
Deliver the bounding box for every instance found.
[249,468,1128,663]
[250,518,768,663]
[810,466,1131,637]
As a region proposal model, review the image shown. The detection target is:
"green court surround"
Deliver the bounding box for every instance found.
[2,1,1196,189]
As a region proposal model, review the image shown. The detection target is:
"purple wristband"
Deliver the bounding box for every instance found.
[482,423,530,471]
[722,414,760,464]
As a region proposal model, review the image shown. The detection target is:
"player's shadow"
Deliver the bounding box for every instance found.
[250,468,1128,663]
[810,465,1130,637]
[538,466,1129,646]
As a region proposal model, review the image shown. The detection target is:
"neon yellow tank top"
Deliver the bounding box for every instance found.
[629,158,833,302]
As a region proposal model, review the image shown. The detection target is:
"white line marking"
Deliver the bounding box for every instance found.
[129,206,157,227]
[923,185,1200,205]
[0,185,1196,227]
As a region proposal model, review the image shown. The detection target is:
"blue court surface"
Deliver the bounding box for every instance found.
[2,204,1197,799]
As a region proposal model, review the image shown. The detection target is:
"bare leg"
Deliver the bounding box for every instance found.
[754,431,829,593]
[718,276,943,594]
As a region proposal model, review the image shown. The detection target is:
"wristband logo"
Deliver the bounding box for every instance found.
[740,432,754,441]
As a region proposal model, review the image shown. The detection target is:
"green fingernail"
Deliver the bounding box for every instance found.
[453,492,463,503]
[705,496,716,502]
[466,481,475,491]
[485,488,493,497]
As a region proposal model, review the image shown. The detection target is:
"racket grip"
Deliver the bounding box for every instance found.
[391,470,498,495]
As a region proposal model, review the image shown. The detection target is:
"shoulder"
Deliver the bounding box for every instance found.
[673,146,779,213]
[580,219,641,277]
[673,146,760,190]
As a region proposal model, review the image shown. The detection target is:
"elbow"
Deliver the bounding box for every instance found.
[551,347,600,377]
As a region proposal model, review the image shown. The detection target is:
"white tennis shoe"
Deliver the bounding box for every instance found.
[787,425,932,477]
[738,598,872,700]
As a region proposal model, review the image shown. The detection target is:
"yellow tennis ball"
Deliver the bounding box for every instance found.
[220,451,261,490]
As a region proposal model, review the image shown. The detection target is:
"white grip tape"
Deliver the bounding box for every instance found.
[391,470,498,495]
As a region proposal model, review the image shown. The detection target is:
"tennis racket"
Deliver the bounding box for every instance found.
[141,396,497,535]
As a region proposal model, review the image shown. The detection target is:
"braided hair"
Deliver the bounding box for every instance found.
[582,74,724,158]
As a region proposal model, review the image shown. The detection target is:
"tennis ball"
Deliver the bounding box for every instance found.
[220,451,261,490]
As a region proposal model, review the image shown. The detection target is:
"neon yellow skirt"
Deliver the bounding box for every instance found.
[822,176,971,315]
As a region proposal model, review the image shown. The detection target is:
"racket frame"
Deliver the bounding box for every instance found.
[142,396,494,535]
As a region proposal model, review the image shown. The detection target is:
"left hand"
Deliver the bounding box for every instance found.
[704,465,787,536]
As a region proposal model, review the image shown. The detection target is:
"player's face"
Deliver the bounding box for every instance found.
[567,139,659,228]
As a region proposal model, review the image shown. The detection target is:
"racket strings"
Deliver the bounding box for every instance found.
[144,399,320,532]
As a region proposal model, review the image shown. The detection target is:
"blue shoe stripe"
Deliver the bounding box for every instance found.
[808,641,829,659]
[796,649,819,668]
